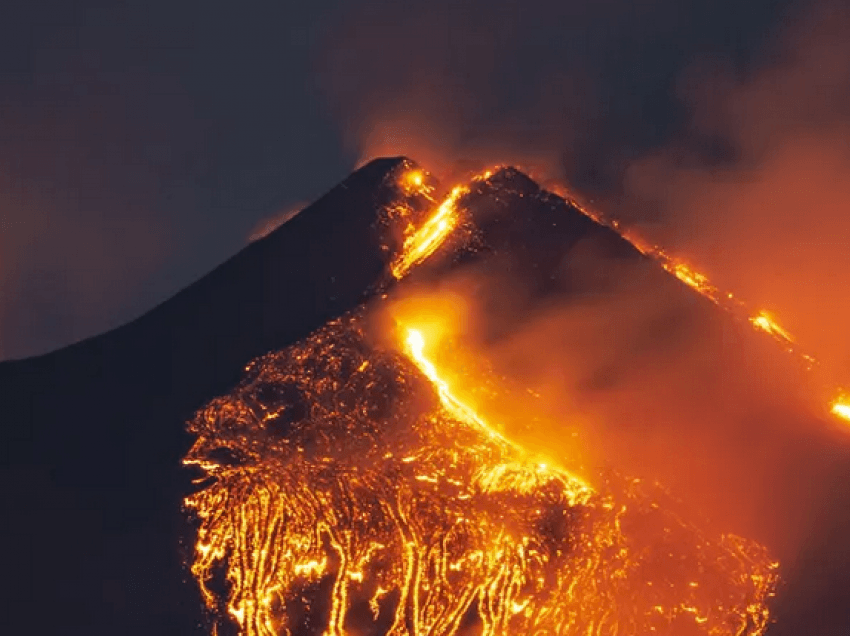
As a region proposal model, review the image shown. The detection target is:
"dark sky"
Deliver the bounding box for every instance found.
[0,0,820,360]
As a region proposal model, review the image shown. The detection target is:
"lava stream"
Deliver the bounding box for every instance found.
[389,167,493,279]
[184,315,777,636]
[545,182,850,425]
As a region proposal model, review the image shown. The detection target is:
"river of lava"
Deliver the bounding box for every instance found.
[183,313,777,636]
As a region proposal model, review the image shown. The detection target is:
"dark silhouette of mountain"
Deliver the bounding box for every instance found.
[1,158,848,635]
[0,157,405,635]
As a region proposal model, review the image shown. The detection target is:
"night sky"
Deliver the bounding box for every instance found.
[0,0,816,361]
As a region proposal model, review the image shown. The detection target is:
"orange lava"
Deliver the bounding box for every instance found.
[832,394,850,422]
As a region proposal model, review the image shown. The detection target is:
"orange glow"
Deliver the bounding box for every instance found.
[391,184,467,279]
[749,310,795,348]
[185,315,777,636]
[557,185,849,424]
[183,165,781,636]
[399,167,435,198]
[832,394,850,423]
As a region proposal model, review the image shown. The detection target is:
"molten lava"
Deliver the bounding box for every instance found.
[185,314,777,636]
[401,325,593,493]
[832,394,850,422]
[749,311,795,350]
[390,185,467,279]
[398,168,434,198]
[404,328,512,448]
[389,167,495,280]
[183,164,783,635]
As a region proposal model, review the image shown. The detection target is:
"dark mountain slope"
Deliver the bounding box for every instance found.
[0,156,404,635]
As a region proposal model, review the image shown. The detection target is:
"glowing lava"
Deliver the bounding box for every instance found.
[665,260,726,305]
[390,167,496,280]
[183,164,780,636]
[402,325,593,494]
[185,315,777,636]
[832,394,850,422]
[404,328,510,447]
[749,311,795,349]
[391,185,467,279]
[399,168,434,198]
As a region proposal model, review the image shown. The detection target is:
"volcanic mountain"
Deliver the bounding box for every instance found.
[1,158,848,635]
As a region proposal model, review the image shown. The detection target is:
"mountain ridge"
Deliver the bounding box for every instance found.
[0,156,407,635]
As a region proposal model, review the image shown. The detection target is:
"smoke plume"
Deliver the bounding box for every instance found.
[621,0,850,382]
[319,0,850,589]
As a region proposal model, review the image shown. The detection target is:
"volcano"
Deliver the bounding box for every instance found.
[1,158,848,635]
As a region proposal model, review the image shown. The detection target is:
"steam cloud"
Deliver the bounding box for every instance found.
[618,2,850,382]
[317,0,850,377]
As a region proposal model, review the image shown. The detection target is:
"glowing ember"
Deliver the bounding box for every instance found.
[749,311,795,348]
[832,394,850,422]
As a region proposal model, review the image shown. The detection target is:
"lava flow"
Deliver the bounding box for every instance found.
[183,164,778,636]
[390,184,465,279]
[389,167,493,280]
[549,185,850,424]
[398,165,848,423]
[184,313,777,636]
[403,327,516,450]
